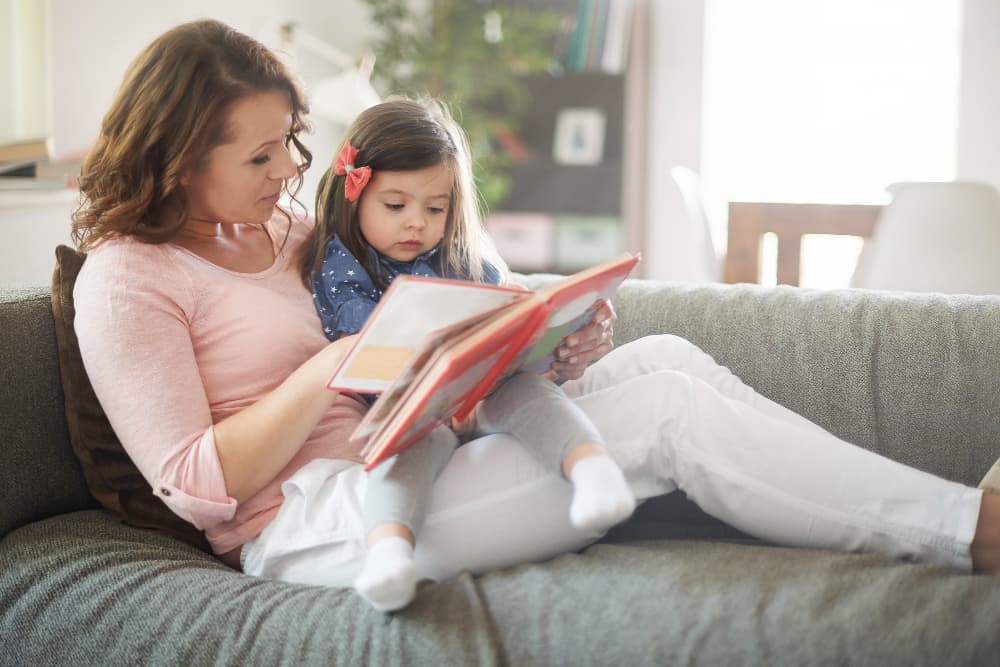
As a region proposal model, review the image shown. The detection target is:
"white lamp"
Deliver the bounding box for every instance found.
[280,22,381,126]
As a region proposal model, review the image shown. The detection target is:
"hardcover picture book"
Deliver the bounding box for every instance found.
[327,252,640,469]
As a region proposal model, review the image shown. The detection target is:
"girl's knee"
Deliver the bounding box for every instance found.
[483,372,561,415]
[505,371,560,395]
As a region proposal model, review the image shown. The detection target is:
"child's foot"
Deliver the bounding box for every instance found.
[979,455,1000,493]
[353,536,418,612]
[568,455,636,532]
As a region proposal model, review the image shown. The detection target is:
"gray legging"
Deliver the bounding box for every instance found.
[364,372,603,535]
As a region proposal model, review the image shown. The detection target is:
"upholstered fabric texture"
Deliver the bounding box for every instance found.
[2,510,999,666]
[4,272,1000,665]
[50,245,210,551]
[0,284,96,539]
[609,279,1000,487]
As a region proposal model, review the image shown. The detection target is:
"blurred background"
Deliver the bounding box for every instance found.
[3,0,999,292]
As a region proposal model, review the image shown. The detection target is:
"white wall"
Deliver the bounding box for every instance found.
[6,0,999,286]
[0,0,14,140]
[956,0,1000,187]
[39,0,710,282]
[1,0,47,142]
[47,0,377,204]
[642,0,706,281]
[647,0,1000,282]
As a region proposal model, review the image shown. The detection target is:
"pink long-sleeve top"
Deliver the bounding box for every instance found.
[73,216,367,555]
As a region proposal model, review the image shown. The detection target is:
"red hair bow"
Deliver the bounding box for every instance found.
[333,140,372,202]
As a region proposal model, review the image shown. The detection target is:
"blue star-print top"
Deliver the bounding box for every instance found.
[311,234,502,340]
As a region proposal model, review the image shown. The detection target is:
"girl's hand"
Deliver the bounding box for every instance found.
[450,409,478,438]
[550,298,616,381]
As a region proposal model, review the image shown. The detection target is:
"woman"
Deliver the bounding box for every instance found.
[72,19,1000,589]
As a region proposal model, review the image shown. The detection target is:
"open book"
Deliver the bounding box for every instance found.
[328,252,640,469]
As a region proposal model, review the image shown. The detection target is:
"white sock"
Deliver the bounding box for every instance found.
[568,455,636,532]
[353,536,418,612]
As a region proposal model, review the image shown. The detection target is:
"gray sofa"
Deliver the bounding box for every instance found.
[2,276,1000,666]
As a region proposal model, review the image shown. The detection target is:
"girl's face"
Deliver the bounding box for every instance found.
[182,89,298,225]
[357,162,452,262]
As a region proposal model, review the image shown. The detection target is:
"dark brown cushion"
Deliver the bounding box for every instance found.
[51,244,211,553]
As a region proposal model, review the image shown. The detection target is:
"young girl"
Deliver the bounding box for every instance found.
[302,98,636,611]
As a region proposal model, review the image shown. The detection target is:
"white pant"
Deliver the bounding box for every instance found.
[242,335,982,586]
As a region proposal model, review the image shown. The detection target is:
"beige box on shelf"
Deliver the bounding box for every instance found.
[554,215,623,270]
[485,212,555,272]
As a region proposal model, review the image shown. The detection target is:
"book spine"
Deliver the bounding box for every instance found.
[566,0,593,72]
[587,0,610,71]
[363,421,438,471]
[452,302,553,422]
[602,0,633,73]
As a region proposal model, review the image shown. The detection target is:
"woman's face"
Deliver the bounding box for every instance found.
[182,89,298,224]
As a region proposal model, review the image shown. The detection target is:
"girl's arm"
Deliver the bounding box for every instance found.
[312,234,381,338]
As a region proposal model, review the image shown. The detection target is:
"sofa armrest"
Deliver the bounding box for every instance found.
[0,284,96,540]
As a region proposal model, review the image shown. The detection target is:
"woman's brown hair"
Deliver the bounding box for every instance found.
[71,19,312,250]
[299,97,508,289]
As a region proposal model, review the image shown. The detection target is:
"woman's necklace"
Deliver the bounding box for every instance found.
[175,218,274,272]
[183,219,224,239]
[182,218,267,240]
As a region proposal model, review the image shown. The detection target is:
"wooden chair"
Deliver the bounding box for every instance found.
[723,202,881,286]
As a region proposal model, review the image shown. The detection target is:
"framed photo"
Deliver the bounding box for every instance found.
[552,108,606,166]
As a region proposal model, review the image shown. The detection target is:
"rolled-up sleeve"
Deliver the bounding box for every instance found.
[153,425,237,529]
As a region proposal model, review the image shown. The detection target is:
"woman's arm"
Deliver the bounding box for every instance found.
[213,337,354,502]
[74,244,356,528]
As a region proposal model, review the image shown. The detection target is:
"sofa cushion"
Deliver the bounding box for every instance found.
[2,510,999,666]
[51,244,210,552]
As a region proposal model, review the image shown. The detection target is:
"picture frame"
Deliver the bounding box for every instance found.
[552,107,607,166]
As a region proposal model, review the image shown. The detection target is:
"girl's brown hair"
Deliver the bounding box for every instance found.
[71,19,312,250]
[299,97,508,289]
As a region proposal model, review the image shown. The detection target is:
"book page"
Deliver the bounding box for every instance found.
[344,346,415,382]
[327,276,526,393]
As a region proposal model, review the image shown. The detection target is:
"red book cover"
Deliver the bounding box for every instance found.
[326,253,641,470]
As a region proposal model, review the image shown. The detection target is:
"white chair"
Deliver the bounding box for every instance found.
[670,165,724,281]
[850,181,1000,295]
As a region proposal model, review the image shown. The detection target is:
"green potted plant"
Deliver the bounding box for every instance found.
[361,0,565,210]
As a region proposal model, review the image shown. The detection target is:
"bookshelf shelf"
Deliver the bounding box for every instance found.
[489,71,627,274]
[485,1,639,275]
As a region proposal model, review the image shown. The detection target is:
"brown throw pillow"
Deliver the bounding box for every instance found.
[51,244,211,553]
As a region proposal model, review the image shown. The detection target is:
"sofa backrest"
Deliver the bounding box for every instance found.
[0,285,97,540]
[611,279,1000,487]
[3,277,1000,541]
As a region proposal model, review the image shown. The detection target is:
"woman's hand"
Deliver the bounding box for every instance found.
[550,298,616,381]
